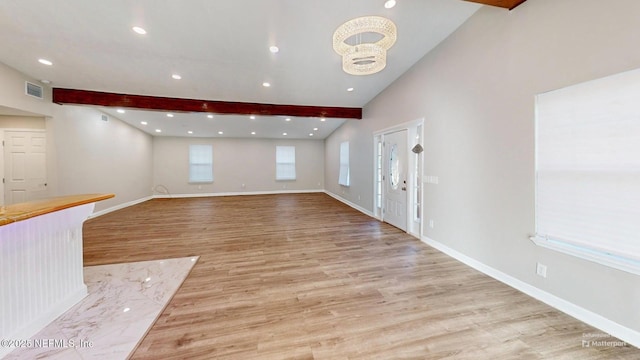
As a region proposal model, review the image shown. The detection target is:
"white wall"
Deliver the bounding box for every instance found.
[47,105,153,212]
[0,62,52,117]
[1,62,154,212]
[0,116,46,129]
[326,0,640,337]
[154,137,324,195]
[324,121,373,209]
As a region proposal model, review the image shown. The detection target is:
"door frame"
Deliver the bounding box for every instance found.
[373,118,424,237]
[0,131,4,206]
[2,128,47,205]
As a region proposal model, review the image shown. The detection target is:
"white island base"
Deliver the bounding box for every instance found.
[0,194,113,358]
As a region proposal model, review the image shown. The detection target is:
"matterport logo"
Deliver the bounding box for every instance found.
[581,333,627,348]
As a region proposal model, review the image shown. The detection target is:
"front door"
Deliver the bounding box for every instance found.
[3,131,47,204]
[383,130,408,231]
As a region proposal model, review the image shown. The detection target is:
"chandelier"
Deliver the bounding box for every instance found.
[333,16,397,76]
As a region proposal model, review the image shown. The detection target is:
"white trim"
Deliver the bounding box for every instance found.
[373,117,424,137]
[0,131,4,206]
[0,286,87,358]
[421,236,640,349]
[373,117,425,234]
[324,190,375,218]
[531,236,640,276]
[373,135,383,221]
[88,189,331,218]
[89,196,153,219]
[153,189,324,199]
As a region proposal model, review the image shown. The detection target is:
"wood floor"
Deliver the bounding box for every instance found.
[83,193,638,359]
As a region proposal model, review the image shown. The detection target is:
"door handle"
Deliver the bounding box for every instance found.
[401,187,407,191]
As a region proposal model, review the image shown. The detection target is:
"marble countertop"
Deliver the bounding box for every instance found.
[0,194,114,226]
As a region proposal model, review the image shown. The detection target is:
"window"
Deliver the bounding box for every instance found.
[276,146,296,180]
[189,145,213,183]
[376,140,383,209]
[534,68,640,275]
[413,125,422,222]
[338,141,350,186]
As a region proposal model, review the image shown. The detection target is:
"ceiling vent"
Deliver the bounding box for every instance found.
[25,81,44,99]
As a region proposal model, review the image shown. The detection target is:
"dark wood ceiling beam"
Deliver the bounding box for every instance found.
[463,0,527,10]
[52,88,362,120]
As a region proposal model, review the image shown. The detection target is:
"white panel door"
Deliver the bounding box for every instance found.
[4,131,47,205]
[383,130,408,231]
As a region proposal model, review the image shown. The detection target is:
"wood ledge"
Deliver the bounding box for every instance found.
[0,194,114,226]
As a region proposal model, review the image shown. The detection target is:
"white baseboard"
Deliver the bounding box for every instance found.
[152,189,324,199]
[323,191,374,217]
[0,286,87,359]
[89,196,153,219]
[89,190,327,217]
[421,236,640,349]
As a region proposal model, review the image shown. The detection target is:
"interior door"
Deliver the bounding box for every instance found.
[3,131,47,204]
[383,130,408,231]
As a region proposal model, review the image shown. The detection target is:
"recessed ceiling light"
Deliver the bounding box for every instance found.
[250,115,256,120]
[188,131,193,134]
[123,307,131,313]
[207,114,214,119]
[218,131,224,135]
[117,109,125,114]
[167,113,174,117]
[282,132,288,136]
[132,26,147,35]
[262,82,271,87]
[320,118,326,122]
[40,79,51,84]
[285,118,291,122]
[347,87,354,92]
[38,58,53,66]
[141,121,148,125]
[251,131,256,135]
[313,127,318,131]
[384,0,397,9]
[155,129,162,133]
[309,133,314,137]
[172,74,182,80]
[269,46,279,53]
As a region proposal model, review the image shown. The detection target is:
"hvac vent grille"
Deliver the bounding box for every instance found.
[25,81,44,99]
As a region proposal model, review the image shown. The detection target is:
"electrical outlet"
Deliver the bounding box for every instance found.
[429,219,434,228]
[536,263,547,278]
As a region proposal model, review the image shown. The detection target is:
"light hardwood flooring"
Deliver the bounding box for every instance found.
[83,193,638,359]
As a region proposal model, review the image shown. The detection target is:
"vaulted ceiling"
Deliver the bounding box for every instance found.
[0,0,525,138]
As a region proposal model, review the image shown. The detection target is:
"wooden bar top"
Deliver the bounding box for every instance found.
[0,194,114,226]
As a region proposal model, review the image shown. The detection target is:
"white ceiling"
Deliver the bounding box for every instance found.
[0,0,481,138]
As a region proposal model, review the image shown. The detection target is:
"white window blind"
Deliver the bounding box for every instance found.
[338,141,350,186]
[534,68,640,274]
[276,146,296,180]
[189,144,213,183]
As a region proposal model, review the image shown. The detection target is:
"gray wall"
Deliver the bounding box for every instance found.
[325,0,640,333]
[47,105,154,212]
[324,121,373,209]
[154,137,324,195]
[0,63,52,117]
[0,62,154,212]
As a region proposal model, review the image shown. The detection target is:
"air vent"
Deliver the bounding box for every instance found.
[25,81,44,99]
[101,114,109,122]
